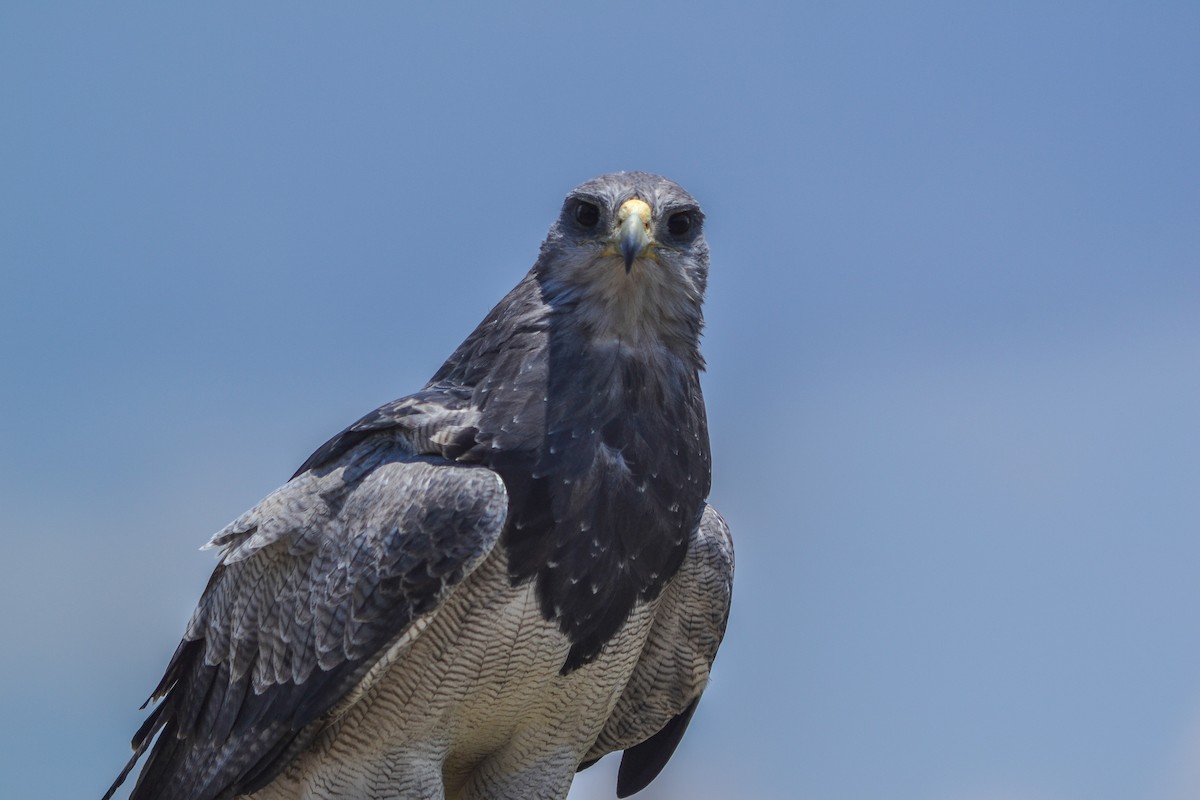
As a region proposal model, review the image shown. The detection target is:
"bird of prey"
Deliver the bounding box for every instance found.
[104,172,734,800]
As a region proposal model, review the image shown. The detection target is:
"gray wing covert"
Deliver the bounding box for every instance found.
[583,504,734,797]
[104,438,508,800]
[291,384,482,477]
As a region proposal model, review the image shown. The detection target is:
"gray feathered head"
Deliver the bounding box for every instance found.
[534,172,708,352]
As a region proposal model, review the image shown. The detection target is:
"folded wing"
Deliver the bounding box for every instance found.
[105,438,508,800]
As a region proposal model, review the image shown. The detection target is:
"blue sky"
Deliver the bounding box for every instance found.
[2,3,1198,799]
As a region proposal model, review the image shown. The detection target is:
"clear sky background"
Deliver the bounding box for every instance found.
[2,3,1198,800]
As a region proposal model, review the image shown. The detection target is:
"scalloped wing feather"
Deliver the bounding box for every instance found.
[106,440,508,800]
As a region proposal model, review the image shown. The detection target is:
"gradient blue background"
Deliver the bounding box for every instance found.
[2,3,1198,799]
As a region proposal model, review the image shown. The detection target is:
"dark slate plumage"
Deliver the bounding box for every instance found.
[393,276,711,672]
[105,172,732,800]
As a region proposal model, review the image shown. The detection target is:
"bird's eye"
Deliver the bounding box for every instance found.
[573,201,600,229]
[667,211,693,237]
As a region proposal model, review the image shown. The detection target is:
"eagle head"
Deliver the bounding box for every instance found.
[534,172,709,351]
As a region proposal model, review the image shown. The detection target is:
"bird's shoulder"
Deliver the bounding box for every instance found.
[295,274,556,478]
[292,383,484,477]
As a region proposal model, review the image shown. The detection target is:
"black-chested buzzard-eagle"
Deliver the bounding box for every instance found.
[104,172,734,800]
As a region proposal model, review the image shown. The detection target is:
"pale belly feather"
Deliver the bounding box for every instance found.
[252,549,657,800]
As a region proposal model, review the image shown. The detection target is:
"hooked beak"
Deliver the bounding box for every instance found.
[616,198,653,273]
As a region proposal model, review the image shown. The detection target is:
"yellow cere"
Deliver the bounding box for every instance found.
[617,198,652,226]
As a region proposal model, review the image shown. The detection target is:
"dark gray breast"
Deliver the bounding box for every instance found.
[434,274,712,671]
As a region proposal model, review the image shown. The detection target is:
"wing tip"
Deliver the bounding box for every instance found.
[101,716,160,800]
[615,698,700,797]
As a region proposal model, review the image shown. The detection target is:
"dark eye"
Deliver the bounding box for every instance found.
[667,211,693,237]
[573,200,600,229]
